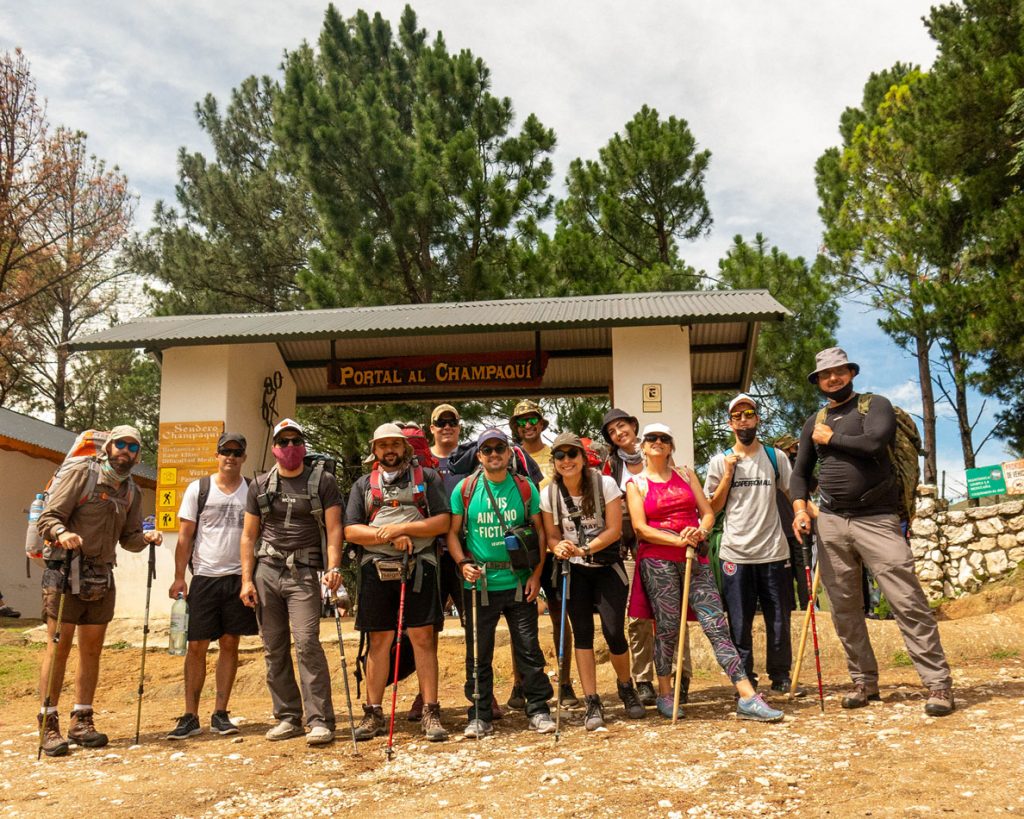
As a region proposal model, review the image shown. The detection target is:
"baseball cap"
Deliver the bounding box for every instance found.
[272,418,304,438]
[430,404,461,424]
[477,427,508,447]
[640,422,673,439]
[728,394,758,414]
[217,432,247,450]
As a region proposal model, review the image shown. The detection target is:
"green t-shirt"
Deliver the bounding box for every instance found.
[452,472,540,592]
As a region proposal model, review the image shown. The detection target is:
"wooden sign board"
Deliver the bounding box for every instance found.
[328,350,547,391]
[157,421,223,532]
[1003,459,1024,495]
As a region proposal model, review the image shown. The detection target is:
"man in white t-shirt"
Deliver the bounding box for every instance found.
[705,395,795,694]
[166,432,258,739]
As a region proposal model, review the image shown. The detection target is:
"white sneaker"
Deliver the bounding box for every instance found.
[528,712,556,734]
[265,720,304,741]
[306,725,335,745]
[463,719,494,738]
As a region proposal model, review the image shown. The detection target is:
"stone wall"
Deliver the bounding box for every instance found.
[910,486,1024,600]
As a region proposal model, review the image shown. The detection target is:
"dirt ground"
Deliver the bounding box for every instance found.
[3,578,1024,818]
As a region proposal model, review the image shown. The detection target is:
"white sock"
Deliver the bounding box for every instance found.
[41,706,57,715]
[73,703,90,712]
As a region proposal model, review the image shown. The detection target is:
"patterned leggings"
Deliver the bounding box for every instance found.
[639,557,747,683]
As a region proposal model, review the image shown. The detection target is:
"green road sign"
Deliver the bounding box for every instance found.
[966,465,1007,499]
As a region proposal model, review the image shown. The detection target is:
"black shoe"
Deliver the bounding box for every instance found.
[211,710,239,735]
[584,695,605,731]
[636,681,657,707]
[167,713,202,740]
[618,681,647,719]
[0,605,21,618]
[770,679,791,694]
[506,684,526,711]
[559,682,580,708]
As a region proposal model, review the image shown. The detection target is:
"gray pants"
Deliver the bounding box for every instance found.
[624,556,691,682]
[254,561,335,729]
[816,511,951,690]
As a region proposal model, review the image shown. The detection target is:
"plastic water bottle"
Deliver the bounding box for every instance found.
[169,593,188,656]
[25,493,45,559]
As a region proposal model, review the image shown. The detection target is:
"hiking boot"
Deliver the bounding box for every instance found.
[353,705,385,741]
[924,687,955,717]
[841,683,881,710]
[584,695,605,731]
[491,694,504,720]
[37,712,69,757]
[737,693,785,723]
[210,710,239,735]
[617,680,646,719]
[68,708,109,748]
[528,711,556,734]
[770,678,792,695]
[559,682,580,708]
[506,684,526,711]
[636,680,657,707]
[306,725,335,746]
[0,605,21,618]
[407,692,424,722]
[463,718,494,739]
[656,694,681,719]
[421,703,448,742]
[167,713,202,740]
[265,719,304,741]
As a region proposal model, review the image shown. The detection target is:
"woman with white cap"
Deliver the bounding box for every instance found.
[625,423,784,723]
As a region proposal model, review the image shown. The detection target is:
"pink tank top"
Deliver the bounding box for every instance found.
[634,469,701,564]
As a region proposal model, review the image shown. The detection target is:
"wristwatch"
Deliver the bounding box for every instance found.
[325,567,341,575]
[53,525,67,539]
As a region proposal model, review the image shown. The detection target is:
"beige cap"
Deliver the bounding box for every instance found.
[430,404,460,424]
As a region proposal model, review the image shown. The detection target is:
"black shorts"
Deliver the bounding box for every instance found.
[187,574,259,642]
[356,557,443,632]
[539,552,562,603]
[438,549,465,623]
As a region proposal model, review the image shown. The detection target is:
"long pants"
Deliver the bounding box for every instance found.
[816,511,951,690]
[639,557,746,683]
[625,556,691,682]
[787,536,811,610]
[564,563,628,654]
[254,561,335,729]
[720,558,794,688]
[463,587,553,722]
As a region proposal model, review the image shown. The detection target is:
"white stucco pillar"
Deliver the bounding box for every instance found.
[611,325,695,467]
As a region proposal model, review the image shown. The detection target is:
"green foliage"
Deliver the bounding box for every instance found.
[990,647,1019,660]
[891,649,913,667]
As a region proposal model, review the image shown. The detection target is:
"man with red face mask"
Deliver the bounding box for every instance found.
[240,419,344,746]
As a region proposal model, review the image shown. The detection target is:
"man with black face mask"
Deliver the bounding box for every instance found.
[705,395,795,694]
[790,347,954,717]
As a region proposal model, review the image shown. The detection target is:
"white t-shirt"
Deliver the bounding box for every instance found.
[178,477,249,577]
[705,444,791,564]
[540,474,622,566]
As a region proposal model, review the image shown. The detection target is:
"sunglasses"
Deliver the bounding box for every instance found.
[218,448,245,458]
[515,416,541,427]
[112,440,141,454]
[274,437,305,448]
[552,448,582,461]
[729,409,757,421]
[433,418,459,428]
[643,434,673,445]
[479,444,509,456]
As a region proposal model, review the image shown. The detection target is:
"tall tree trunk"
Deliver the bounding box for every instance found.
[948,340,976,471]
[53,303,71,428]
[914,332,938,485]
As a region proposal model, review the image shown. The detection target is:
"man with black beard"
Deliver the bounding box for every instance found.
[790,348,954,716]
[705,395,795,694]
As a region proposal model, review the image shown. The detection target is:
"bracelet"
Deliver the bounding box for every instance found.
[325,567,341,574]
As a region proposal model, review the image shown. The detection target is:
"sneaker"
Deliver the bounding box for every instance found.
[265,719,304,741]
[463,718,494,738]
[0,605,21,618]
[584,695,605,731]
[558,682,580,708]
[210,710,239,736]
[528,712,557,734]
[924,687,955,717]
[167,713,202,741]
[506,684,526,711]
[491,694,504,720]
[353,705,385,741]
[617,681,646,720]
[407,692,424,722]
[306,725,335,746]
[737,693,785,723]
[655,694,682,720]
[636,681,657,707]
[37,712,69,757]
[421,703,448,742]
[68,708,109,748]
[841,683,881,710]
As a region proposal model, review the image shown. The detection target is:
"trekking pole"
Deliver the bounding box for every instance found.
[329,589,359,756]
[385,551,411,761]
[554,557,570,743]
[471,580,481,742]
[38,551,73,760]
[134,538,157,745]
[803,540,826,713]
[672,545,695,724]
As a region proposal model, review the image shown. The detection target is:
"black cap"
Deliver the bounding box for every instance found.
[600,408,639,444]
[218,432,247,451]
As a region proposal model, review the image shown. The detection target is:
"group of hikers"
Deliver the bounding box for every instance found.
[32,345,955,757]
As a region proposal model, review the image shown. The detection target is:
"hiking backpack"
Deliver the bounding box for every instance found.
[815,393,923,523]
[458,468,534,542]
[254,452,336,568]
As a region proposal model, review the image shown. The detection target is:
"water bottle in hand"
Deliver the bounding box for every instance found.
[169,593,188,656]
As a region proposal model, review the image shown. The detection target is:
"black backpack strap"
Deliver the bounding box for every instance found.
[197,475,211,519]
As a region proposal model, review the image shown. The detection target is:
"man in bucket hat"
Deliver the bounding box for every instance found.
[790,347,954,716]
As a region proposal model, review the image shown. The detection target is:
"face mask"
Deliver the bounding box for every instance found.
[736,427,757,445]
[823,382,854,403]
[273,444,307,470]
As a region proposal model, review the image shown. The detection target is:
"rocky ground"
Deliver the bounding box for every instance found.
[2,575,1024,818]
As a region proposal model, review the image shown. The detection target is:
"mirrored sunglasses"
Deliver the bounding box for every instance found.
[729,409,757,421]
[515,416,541,427]
[113,439,141,454]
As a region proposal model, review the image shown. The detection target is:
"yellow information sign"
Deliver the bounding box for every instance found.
[1004,459,1024,495]
[157,421,223,532]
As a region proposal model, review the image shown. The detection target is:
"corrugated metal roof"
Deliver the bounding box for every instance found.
[70,290,787,351]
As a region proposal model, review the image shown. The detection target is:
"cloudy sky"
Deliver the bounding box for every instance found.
[3,0,1012,491]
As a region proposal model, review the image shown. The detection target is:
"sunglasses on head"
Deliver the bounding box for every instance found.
[218,447,245,458]
[479,443,509,456]
[274,437,305,448]
[112,439,141,454]
[515,416,541,428]
[552,448,582,461]
[729,409,757,421]
[433,418,459,428]
[643,434,673,445]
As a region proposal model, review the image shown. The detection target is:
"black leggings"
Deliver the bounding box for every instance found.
[564,562,629,655]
